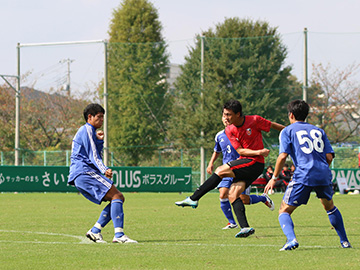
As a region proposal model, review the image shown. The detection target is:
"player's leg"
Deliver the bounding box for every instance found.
[89,181,125,235]
[240,185,251,205]
[229,160,265,237]
[278,181,311,251]
[316,185,352,248]
[191,164,234,200]
[175,164,234,207]
[90,203,111,234]
[278,201,298,250]
[248,190,274,211]
[104,185,137,244]
[219,185,237,229]
[229,181,255,237]
[104,186,125,238]
[74,172,114,243]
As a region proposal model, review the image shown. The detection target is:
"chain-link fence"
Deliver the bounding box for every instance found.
[1,145,359,190]
[2,30,360,190]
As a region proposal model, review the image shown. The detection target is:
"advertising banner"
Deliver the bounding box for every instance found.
[331,169,360,190]
[0,166,192,192]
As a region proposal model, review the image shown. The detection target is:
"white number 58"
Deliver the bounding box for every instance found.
[296,129,324,154]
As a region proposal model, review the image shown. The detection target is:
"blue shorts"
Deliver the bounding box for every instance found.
[74,171,113,205]
[217,177,233,189]
[217,177,251,195]
[283,180,333,207]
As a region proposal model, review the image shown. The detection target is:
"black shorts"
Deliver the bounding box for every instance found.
[226,159,264,188]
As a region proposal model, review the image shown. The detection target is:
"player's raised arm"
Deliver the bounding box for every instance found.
[270,121,285,131]
[236,147,270,158]
[207,152,220,174]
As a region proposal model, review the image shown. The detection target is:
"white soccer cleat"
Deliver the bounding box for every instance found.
[235,227,255,238]
[222,223,238,230]
[279,239,299,251]
[263,193,275,211]
[86,229,107,243]
[175,197,198,209]
[112,234,138,244]
[341,241,352,248]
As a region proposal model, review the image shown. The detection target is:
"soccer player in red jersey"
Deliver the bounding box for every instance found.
[176,99,284,237]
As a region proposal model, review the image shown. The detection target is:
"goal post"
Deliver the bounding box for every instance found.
[17,40,110,165]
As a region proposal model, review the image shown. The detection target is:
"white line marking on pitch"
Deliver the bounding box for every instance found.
[148,242,339,249]
[0,229,90,244]
[0,230,339,249]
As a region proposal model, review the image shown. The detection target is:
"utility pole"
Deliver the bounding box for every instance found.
[103,41,109,166]
[60,58,75,96]
[15,43,20,165]
[303,28,308,102]
[200,36,205,184]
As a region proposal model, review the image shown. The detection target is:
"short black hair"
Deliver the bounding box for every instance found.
[287,99,309,121]
[223,99,243,116]
[83,103,105,122]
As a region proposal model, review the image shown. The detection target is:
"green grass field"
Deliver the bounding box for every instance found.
[0,192,359,269]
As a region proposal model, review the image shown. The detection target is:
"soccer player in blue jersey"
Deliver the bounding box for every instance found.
[68,103,137,244]
[207,116,274,229]
[264,100,351,250]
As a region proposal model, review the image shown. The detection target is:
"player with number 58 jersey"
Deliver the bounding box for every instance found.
[279,121,334,186]
[265,100,351,251]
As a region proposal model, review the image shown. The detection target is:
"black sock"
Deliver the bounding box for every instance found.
[190,173,222,201]
[232,197,249,228]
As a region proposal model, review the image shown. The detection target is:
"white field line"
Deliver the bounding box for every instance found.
[0,230,339,249]
[0,229,90,244]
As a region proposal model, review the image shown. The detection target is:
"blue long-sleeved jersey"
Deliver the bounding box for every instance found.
[214,129,240,164]
[68,123,108,185]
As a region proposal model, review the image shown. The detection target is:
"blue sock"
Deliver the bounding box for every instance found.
[249,195,266,204]
[111,199,125,238]
[91,203,111,233]
[327,206,348,243]
[279,212,296,241]
[220,198,236,224]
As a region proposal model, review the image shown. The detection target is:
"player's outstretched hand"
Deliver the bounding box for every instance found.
[96,130,104,140]
[105,168,113,179]
[264,178,276,194]
[206,164,213,175]
[260,148,270,157]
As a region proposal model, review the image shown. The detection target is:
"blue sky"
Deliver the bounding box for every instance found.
[1,0,359,95]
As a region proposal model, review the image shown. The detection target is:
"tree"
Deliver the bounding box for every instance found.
[0,85,86,154]
[0,85,16,151]
[168,18,299,150]
[23,87,88,150]
[107,0,170,166]
[307,63,360,143]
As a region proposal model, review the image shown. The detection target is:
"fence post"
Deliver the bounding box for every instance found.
[66,150,69,166]
[158,149,161,166]
[181,149,183,167]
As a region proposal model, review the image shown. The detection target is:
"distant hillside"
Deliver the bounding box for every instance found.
[0,85,88,151]
[20,86,72,104]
